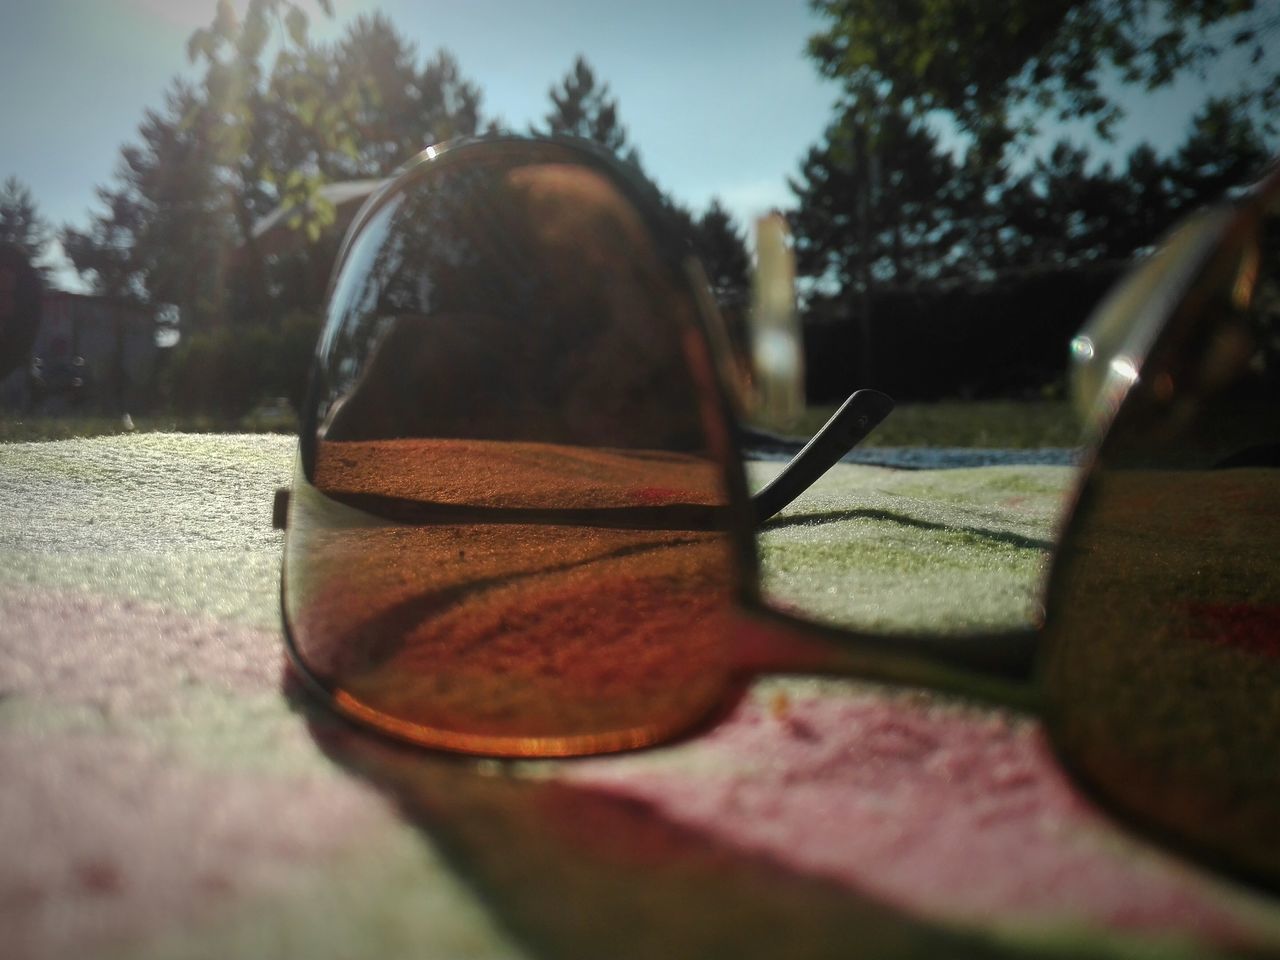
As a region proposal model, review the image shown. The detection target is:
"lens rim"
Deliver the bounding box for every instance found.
[278,133,1280,887]
[1036,160,1280,891]
[301,135,755,519]
[280,134,759,754]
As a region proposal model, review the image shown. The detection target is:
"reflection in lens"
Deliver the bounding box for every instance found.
[1042,185,1280,884]
[282,143,738,756]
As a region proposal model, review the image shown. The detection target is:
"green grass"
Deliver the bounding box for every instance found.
[778,400,1083,448]
[3,400,1080,447]
[0,411,299,442]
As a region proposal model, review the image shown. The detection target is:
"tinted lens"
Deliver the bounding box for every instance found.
[282,141,740,756]
[1042,178,1280,884]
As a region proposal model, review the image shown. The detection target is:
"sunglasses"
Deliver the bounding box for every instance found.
[277,136,1280,891]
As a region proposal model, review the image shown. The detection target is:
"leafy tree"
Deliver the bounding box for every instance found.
[796,0,1278,295]
[64,3,490,333]
[648,192,747,330]
[187,2,487,289]
[794,0,1280,323]
[255,16,487,312]
[789,96,971,381]
[183,0,339,317]
[1169,95,1274,203]
[998,96,1275,268]
[807,0,1280,154]
[0,176,50,273]
[317,15,486,179]
[537,56,641,168]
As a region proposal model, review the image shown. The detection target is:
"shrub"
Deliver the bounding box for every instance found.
[162,311,322,419]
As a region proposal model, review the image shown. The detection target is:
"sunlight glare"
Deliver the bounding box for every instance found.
[125,0,348,31]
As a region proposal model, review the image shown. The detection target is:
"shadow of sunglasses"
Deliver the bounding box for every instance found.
[277,136,1280,890]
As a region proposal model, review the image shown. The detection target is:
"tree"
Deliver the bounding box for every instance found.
[789,98,965,295]
[293,14,486,180]
[1169,95,1274,204]
[537,56,641,168]
[692,200,751,314]
[418,50,487,145]
[62,83,233,320]
[64,3,490,331]
[997,95,1275,268]
[791,0,1280,401]
[183,0,340,318]
[328,12,427,177]
[55,3,502,415]
[1091,142,1179,257]
[807,0,1280,155]
[789,96,974,382]
[999,141,1128,267]
[0,177,50,272]
[794,0,1280,327]
[185,2,488,316]
[534,57,748,324]
[257,17,487,312]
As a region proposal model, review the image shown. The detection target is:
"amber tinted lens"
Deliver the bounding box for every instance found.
[282,143,738,756]
[1042,182,1280,884]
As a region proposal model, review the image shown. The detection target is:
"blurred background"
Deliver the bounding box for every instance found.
[1,0,1276,444]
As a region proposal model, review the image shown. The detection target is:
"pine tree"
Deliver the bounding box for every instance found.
[538,56,641,168]
[62,83,232,317]
[63,5,490,328]
[788,98,961,294]
[0,177,50,273]
[693,199,750,313]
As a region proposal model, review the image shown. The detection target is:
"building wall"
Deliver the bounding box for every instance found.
[0,292,157,414]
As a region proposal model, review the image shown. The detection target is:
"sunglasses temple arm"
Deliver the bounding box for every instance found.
[737,612,1040,710]
[750,389,895,524]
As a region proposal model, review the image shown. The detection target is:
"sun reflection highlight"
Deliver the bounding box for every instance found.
[1109,355,1140,385]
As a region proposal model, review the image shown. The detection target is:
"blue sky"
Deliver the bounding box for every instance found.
[0,0,1263,289]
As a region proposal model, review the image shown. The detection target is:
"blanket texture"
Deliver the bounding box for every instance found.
[2,434,1278,959]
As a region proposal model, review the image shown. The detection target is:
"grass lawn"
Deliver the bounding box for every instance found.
[1,400,1080,448]
[0,411,298,442]
[777,399,1082,449]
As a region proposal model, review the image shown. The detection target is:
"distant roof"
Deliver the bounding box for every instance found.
[251,179,389,253]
